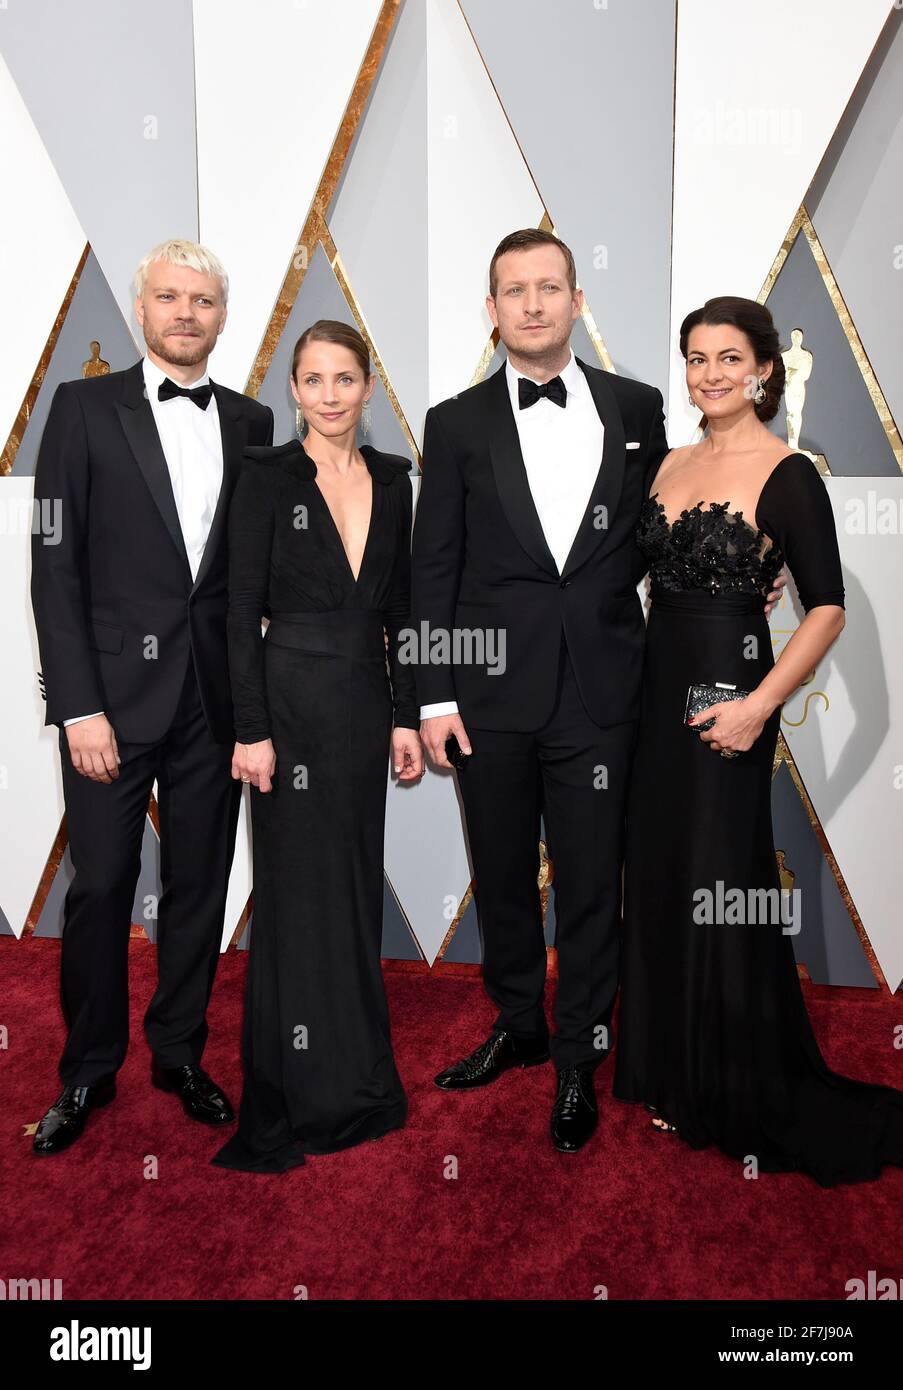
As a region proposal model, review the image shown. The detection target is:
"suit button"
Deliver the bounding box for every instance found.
[559,580,570,588]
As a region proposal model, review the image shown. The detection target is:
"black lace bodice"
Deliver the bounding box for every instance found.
[636,454,846,612]
[639,495,785,598]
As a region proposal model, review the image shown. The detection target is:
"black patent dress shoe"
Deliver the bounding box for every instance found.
[32,1077,117,1155]
[434,1028,550,1090]
[151,1062,235,1124]
[550,1065,598,1152]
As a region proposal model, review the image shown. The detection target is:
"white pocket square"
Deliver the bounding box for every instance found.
[625,441,641,450]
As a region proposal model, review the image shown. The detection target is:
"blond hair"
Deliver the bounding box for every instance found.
[133,239,229,305]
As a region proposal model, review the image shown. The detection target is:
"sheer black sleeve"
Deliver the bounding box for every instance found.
[227,459,275,743]
[632,386,669,585]
[756,454,845,612]
[383,468,420,731]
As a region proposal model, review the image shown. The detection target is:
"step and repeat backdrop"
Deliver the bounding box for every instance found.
[1,0,901,991]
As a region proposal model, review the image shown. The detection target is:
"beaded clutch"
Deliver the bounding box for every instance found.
[684,682,750,732]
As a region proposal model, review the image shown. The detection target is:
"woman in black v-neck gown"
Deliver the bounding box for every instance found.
[613,451,903,1186]
[211,435,419,1173]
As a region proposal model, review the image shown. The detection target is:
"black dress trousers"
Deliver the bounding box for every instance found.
[456,631,637,1070]
[57,656,241,1085]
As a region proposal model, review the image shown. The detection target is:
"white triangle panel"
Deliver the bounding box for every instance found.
[0,0,198,339]
[0,479,67,934]
[0,54,85,453]
[426,0,544,403]
[668,0,891,435]
[770,478,903,992]
[194,0,384,389]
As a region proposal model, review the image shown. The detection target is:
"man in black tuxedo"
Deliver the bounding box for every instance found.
[30,240,273,1154]
[411,229,669,1152]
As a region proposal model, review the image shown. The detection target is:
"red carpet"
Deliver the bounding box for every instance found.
[2,936,902,1301]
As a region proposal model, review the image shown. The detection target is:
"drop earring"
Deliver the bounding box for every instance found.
[295,407,306,439]
[688,392,695,408]
[754,377,767,405]
[360,399,372,436]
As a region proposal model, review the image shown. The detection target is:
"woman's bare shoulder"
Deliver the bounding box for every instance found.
[650,443,694,491]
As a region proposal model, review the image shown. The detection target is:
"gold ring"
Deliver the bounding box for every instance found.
[241,775,251,783]
[720,749,738,759]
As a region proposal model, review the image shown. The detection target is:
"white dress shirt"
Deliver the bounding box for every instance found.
[142,354,224,581]
[64,355,224,726]
[420,349,605,720]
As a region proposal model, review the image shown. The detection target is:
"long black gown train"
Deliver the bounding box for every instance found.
[613,452,903,1187]
[211,439,419,1173]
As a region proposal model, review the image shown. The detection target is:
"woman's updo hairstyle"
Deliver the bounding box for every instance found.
[291,319,371,382]
[679,296,785,423]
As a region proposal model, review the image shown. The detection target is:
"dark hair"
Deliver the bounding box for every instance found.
[679,296,785,423]
[488,228,577,300]
[291,319,370,382]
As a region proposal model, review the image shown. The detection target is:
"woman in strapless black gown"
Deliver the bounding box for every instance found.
[613,297,903,1186]
[212,322,421,1174]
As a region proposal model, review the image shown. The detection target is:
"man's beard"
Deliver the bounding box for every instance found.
[143,323,214,367]
[504,320,572,364]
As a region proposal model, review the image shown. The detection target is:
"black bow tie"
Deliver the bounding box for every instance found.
[518,375,567,410]
[158,378,213,410]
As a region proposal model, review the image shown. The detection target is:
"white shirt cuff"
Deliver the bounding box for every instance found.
[419,702,460,720]
[63,711,104,726]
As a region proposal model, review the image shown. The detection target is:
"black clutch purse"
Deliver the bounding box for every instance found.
[685,681,750,732]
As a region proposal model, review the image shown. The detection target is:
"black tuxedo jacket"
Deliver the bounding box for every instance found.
[410,355,668,730]
[31,359,273,743]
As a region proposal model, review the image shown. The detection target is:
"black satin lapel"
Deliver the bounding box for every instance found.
[192,385,247,592]
[116,375,192,578]
[487,367,558,577]
[559,359,627,578]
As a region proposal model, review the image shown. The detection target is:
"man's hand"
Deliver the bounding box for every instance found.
[392,728,425,781]
[420,713,471,769]
[764,569,787,617]
[232,739,276,793]
[65,713,120,783]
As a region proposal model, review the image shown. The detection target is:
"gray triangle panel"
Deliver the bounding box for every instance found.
[771,760,876,987]
[441,891,482,965]
[807,11,903,436]
[255,243,416,467]
[460,0,676,389]
[0,0,198,326]
[381,874,422,960]
[766,232,898,476]
[11,250,140,475]
[328,0,428,441]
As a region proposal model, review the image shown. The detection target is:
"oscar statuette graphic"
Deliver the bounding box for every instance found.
[782,328,829,474]
[81,339,110,378]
